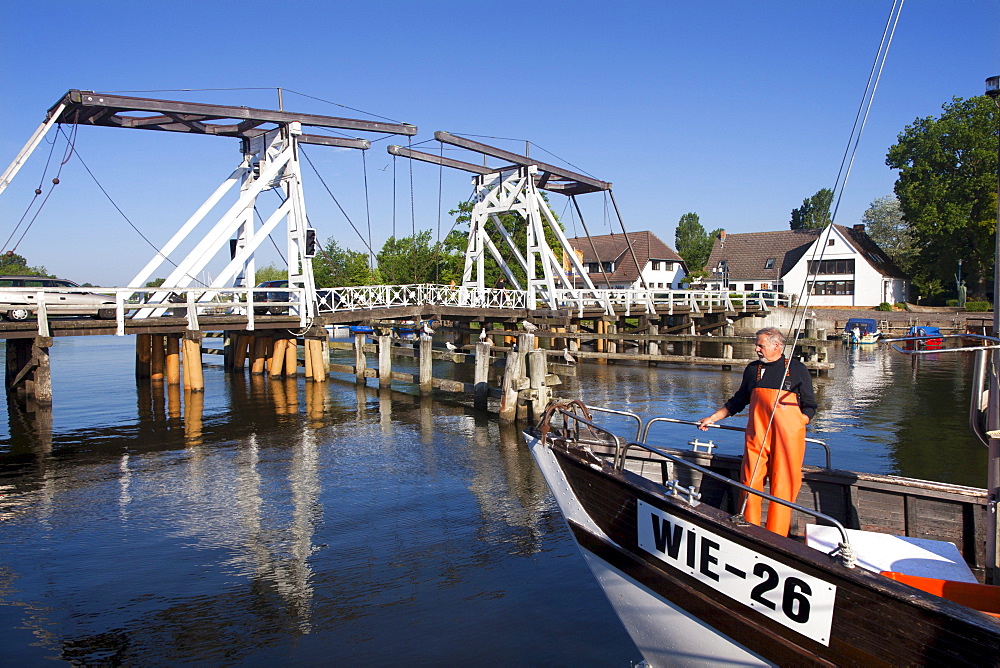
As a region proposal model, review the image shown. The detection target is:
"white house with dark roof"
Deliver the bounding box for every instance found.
[564,231,687,290]
[703,224,908,307]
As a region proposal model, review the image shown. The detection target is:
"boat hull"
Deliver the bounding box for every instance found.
[526,430,1000,666]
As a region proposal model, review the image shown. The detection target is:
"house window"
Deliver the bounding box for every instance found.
[810,280,855,295]
[808,259,855,274]
[760,283,770,290]
[664,262,674,271]
[651,260,661,270]
[744,284,754,291]
[764,258,775,269]
[602,262,613,272]
[828,239,835,246]
[728,284,736,291]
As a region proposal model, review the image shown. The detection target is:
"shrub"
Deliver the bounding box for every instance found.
[946,299,959,307]
[965,301,992,312]
[876,302,893,311]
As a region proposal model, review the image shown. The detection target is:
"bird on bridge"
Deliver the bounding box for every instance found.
[521,320,539,332]
[422,323,434,335]
[563,348,576,364]
[445,341,458,352]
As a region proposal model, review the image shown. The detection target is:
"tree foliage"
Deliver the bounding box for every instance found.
[886,95,998,300]
[790,188,834,230]
[674,212,717,272]
[313,240,378,287]
[0,252,49,277]
[862,195,918,276]
[376,229,464,285]
[253,263,288,285]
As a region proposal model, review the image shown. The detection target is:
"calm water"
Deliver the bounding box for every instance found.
[0,336,987,664]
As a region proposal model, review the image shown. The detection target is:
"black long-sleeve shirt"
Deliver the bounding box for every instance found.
[723,356,817,421]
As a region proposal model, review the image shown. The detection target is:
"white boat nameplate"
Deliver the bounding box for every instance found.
[637,500,836,646]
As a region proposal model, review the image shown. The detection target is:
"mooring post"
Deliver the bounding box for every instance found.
[233,334,250,372]
[251,335,268,375]
[223,334,234,371]
[354,333,367,384]
[527,348,550,423]
[270,336,287,377]
[474,341,491,409]
[649,323,659,357]
[419,332,433,394]
[378,334,392,389]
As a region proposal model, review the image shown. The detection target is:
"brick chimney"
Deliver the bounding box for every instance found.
[853,224,865,232]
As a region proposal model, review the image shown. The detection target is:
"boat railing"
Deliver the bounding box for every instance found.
[540,402,856,568]
[641,417,833,469]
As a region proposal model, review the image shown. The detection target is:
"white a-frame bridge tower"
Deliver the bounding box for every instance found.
[0,89,416,318]
[389,131,613,311]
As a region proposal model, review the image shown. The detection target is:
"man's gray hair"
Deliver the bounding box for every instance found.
[756,327,786,346]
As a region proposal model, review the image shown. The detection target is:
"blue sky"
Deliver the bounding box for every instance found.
[1,1,997,286]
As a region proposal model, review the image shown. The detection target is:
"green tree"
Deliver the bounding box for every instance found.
[790,188,834,230]
[862,195,918,277]
[145,277,166,288]
[376,230,464,284]
[0,252,48,277]
[674,212,716,272]
[313,240,377,287]
[886,95,998,301]
[253,263,288,285]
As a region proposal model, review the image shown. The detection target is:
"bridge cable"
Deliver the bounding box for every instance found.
[299,146,377,257]
[2,124,62,254]
[436,141,444,283]
[608,190,649,290]
[570,195,613,291]
[408,136,416,283]
[361,149,374,270]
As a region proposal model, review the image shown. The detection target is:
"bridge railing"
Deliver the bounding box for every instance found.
[0,284,794,336]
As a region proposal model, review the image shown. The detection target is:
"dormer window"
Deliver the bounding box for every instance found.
[764,258,775,269]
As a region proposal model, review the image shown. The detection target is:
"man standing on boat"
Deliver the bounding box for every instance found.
[696,327,817,537]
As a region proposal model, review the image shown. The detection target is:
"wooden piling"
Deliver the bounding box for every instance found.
[151,334,166,380]
[284,337,297,377]
[378,334,392,389]
[233,334,250,371]
[354,333,366,384]
[499,333,531,423]
[474,341,491,410]
[166,335,181,385]
[418,333,433,393]
[136,334,152,379]
[183,332,204,392]
[251,335,268,375]
[527,348,550,423]
[269,336,287,377]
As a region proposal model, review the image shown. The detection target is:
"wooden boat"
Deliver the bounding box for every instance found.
[525,386,1000,665]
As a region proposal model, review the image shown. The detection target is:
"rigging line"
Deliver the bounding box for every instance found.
[571,195,613,290]
[361,149,373,270]
[742,2,904,505]
[254,205,287,264]
[110,87,276,93]
[299,146,377,257]
[526,141,599,179]
[829,0,903,204]
[608,190,649,290]
[392,155,397,240]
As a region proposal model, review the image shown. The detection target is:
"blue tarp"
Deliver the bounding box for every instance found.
[844,318,879,335]
[906,325,942,338]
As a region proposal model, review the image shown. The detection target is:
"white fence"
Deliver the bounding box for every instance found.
[0,284,794,337]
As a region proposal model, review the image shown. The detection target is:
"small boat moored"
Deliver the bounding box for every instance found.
[842,317,882,345]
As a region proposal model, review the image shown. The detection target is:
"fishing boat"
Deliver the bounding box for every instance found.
[525,372,1000,664]
[904,325,944,350]
[842,317,882,345]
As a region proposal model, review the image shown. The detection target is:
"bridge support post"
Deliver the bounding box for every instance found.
[419,333,433,393]
[269,336,287,377]
[354,333,366,384]
[474,341,491,410]
[151,334,166,380]
[183,331,204,391]
[378,334,392,389]
[284,337,297,377]
[649,323,659,362]
[166,335,181,385]
[251,335,268,375]
[136,334,152,379]
[5,337,52,406]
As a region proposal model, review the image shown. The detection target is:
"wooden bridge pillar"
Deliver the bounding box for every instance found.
[166,335,181,385]
[136,333,152,379]
[419,333,433,394]
[151,334,166,380]
[378,334,392,389]
[5,336,52,406]
[182,331,204,391]
[474,341,491,410]
[251,334,269,375]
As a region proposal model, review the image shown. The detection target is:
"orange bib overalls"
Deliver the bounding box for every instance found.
[741,382,808,537]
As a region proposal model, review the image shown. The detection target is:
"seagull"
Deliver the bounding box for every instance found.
[422,323,434,335]
[445,341,458,352]
[479,329,491,344]
[521,320,538,332]
[563,348,576,364]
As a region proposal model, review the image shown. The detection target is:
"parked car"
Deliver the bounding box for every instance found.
[0,275,116,321]
[253,280,290,315]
